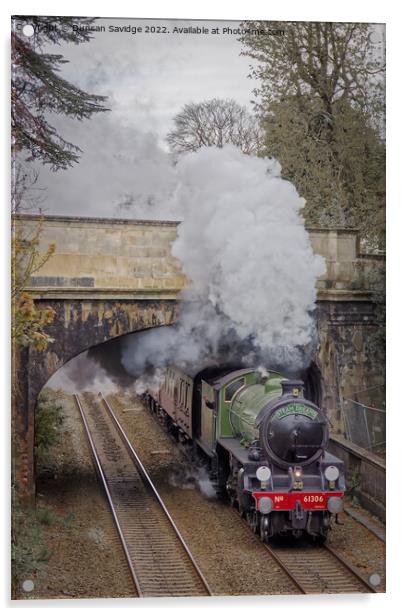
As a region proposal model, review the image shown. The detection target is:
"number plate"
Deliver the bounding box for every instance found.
[252,491,344,511]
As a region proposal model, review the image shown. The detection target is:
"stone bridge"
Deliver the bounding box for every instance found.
[13,214,385,496]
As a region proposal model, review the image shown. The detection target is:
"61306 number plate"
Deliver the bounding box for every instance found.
[252,491,344,511]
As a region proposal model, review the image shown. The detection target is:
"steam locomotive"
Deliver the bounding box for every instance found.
[144,366,345,542]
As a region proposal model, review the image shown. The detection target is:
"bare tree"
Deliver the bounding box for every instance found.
[166,98,263,157]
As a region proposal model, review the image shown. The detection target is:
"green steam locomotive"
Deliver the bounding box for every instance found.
[145,365,345,541]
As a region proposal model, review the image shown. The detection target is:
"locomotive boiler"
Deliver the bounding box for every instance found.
[145,366,345,542]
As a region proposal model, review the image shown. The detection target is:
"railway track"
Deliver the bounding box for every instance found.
[235,508,378,594]
[260,539,378,594]
[104,392,380,596]
[74,392,212,598]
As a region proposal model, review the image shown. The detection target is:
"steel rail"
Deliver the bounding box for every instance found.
[100,393,212,596]
[261,539,378,594]
[74,393,142,596]
[323,544,379,592]
[237,515,308,594]
[75,392,211,597]
[239,512,378,594]
[260,541,307,594]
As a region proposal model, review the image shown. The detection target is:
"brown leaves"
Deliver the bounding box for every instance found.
[12,220,56,351]
[12,292,56,351]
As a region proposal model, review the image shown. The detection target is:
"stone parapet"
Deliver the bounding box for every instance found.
[14,215,384,300]
[14,214,187,300]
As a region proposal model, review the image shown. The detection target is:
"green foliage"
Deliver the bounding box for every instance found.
[240,22,384,123]
[58,511,77,529]
[11,16,108,169]
[11,488,76,595]
[346,471,362,506]
[11,489,51,594]
[363,266,386,356]
[260,97,385,247]
[240,21,385,249]
[34,389,64,467]
[35,506,57,526]
[35,506,76,528]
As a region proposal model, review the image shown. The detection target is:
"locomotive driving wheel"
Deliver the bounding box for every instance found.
[259,514,270,543]
[247,510,259,534]
[226,469,239,508]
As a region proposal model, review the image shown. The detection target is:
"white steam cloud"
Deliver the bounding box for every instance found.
[122,145,325,384]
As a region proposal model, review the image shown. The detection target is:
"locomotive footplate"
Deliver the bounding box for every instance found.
[252,491,344,511]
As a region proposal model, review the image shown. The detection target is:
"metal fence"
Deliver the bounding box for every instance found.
[342,388,385,457]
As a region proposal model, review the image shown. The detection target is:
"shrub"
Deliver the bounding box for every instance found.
[34,389,64,469]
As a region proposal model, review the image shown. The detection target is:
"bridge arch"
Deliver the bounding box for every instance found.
[12,214,385,497]
[15,299,179,495]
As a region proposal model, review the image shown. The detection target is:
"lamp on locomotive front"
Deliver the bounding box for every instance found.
[256,465,271,489]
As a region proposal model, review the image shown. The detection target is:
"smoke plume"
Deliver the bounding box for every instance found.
[121,145,325,387]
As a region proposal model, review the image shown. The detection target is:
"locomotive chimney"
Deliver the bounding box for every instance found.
[281,379,304,397]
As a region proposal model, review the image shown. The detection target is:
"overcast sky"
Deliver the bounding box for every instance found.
[20,17,384,219]
[24,17,259,218]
